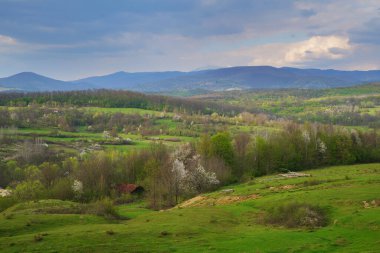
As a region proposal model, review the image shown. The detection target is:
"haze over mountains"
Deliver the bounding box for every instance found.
[1,66,380,93]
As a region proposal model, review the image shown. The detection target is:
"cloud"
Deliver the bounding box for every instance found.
[0,0,379,79]
[0,34,17,45]
[350,17,380,44]
[245,36,351,67]
[0,34,21,55]
[284,36,351,63]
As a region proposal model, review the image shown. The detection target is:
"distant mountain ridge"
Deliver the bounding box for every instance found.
[0,72,89,91]
[1,66,380,93]
[76,71,188,90]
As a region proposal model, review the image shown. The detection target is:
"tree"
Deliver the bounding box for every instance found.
[210,132,234,167]
[198,133,212,158]
[39,162,60,188]
[233,132,251,179]
[171,144,219,198]
[13,180,46,201]
[143,144,173,210]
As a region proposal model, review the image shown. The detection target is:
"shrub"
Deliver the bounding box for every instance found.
[86,198,120,220]
[113,193,136,205]
[34,234,43,242]
[160,231,170,237]
[28,199,122,220]
[264,202,328,228]
[13,180,46,201]
[49,178,74,200]
[106,230,115,235]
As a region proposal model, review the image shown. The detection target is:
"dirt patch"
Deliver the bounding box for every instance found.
[178,194,260,208]
[279,172,311,178]
[362,199,380,208]
[269,185,296,191]
[214,194,260,205]
[178,196,207,208]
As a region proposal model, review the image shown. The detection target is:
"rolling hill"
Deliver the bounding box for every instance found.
[1,66,380,92]
[0,164,379,252]
[0,72,88,92]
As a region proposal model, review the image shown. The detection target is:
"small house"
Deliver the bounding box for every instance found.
[117,183,145,195]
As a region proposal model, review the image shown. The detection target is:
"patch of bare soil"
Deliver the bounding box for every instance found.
[177,194,260,208]
[269,185,296,191]
[279,172,311,178]
[178,196,208,208]
[362,199,380,208]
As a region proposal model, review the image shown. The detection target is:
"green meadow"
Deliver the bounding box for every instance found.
[1,164,379,252]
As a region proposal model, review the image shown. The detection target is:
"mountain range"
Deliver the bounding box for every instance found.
[1,66,380,93]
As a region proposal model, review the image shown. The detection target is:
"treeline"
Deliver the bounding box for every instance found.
[0,89,242,115]
[0,105,243,137]
[1,123,379,210]
[0,106,147,132]
[227,83,380,100]
[217,123,380,177]
[300,111,380,128]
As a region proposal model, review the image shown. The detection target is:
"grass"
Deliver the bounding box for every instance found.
[0,163,379,252]
[0,126,194,155]
[82,107,174,116]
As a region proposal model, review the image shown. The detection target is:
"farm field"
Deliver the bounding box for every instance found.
[0,164,379,252]
[197,83,380,128]
[1,88,380,253]
[0,101,282,158]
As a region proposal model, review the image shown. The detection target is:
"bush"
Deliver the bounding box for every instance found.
[25,199,122,220]
[49,178,74,200]
[106,230,115,235]
[86,198,120,220]
[264,202,328,228]
[34,234,43,242]
[13,180,46,201]
[113,193,136,205]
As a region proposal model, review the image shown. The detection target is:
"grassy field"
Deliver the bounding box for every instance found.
[82,107,174,116]
[196,83,380,128]
[1,163,379,252]
[0,125,200,154]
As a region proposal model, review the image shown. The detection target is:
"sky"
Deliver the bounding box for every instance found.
[0,0,379,80]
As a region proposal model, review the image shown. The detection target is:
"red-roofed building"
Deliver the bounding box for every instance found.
[117,183,145,195]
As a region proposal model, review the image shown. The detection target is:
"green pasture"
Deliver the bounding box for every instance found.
[0,164,379,252]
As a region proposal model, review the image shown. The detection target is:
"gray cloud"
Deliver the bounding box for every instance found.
[350,17,380,44]
[0,0,379,79]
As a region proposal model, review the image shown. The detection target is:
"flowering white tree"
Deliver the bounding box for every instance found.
[302,130,311,144]
[180,155,219,194]
[317,139,327,154]
[171,144,219,200]
[317,138,327,160]
[72,180,83,199]
[172,158,186,203]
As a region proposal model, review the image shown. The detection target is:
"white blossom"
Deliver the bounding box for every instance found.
[0,188,12,197]
[351,129,362,146]
[172,159,186,181]
[72,180,83,195]
[171,144,219,195]
[302,130,310,143]
[317,139,327,154]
